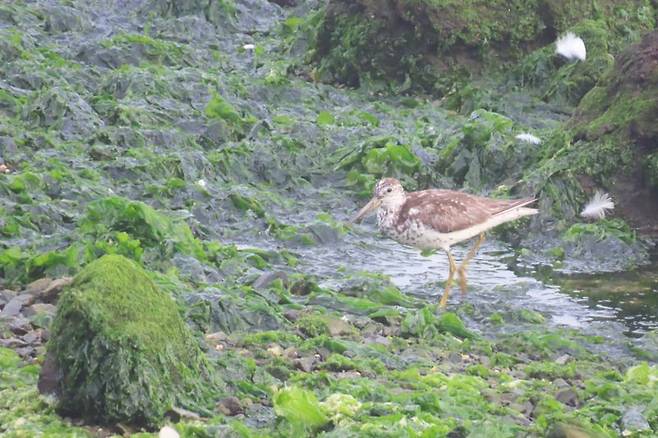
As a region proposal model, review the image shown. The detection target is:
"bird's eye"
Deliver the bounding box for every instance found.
[386,188,392,193]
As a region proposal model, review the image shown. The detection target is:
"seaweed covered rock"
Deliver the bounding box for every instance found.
[311,0,655,94]
[531,30,658,228]
[43,255,215,427]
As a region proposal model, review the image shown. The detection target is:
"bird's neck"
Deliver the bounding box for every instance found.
[377,193,406,231]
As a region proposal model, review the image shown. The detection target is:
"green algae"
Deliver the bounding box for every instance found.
[310,0,655,95]
[0,348,91,437]
[79,196,206,261]
[48,255,218,427]
[1,0,657,436]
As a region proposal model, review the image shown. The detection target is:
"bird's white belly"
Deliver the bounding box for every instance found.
[385,222,454,252]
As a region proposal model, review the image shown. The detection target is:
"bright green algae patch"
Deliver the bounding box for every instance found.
[0,348,91,437]
[47,255,216,427]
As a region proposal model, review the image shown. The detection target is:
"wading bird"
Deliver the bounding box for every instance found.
[351,178,537,307]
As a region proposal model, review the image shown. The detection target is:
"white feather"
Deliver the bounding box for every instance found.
[580,191,614,220]
[515,133,541,144]
[555,32,586,61]
[159,426,180,438]
[243,44,255,50]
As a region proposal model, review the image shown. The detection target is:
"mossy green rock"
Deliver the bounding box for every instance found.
[46,255,213,427]
[311,0,655,93]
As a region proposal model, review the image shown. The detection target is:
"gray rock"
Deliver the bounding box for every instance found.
[15,346,36,359]
[9,316,32,335]
[293,356,315,373]
[555,388,579,407]
[24,303,58,329]
[555,354,571,365]
[38,352,61,396]
[252,271,288,289]
[25,277,72,303]
[621,406,651,432]
[1,294,33,317]
[217,396,244,416]
[21,331,40,345]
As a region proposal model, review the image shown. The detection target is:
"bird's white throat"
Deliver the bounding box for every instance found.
[377,192,406,230]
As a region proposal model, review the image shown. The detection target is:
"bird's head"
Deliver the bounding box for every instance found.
[351,178,405,224]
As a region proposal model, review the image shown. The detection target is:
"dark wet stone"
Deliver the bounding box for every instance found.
[25,277,73,303]
[1,294,33,317]
[15,346,36,358]
[0,337,27,348]
[289,278,316,296]
[21,330,40,345]
[555,388,579,407]
[0,136,18,158]
[9,316,32,335]
[24,303,58,329]
[38,352,61,396]
[244,403,276,429]
[555,354,571,365]
[167,406,202,421]
[621,406,651,432]
[546,423,600,438]
[266,365,290,381]
[0,289,17,309]
[268,0,297,6]
[306,223,340,245]
[172,254,208,283]
[293,356,315,373]
[553,378,569,388]
[326,318,353,337]
[23,87,104,141]
[217,396,244,416]
[43,5,90,33]
[252,271,288,289]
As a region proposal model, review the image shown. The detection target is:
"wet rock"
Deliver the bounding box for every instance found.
[24,303,58,329]
[46,255,215,427]
[269,0,297,5]
[326,318,353,337]
[293,356,315,372]
[167,406,201,421]
[43,5,90,33]
[0,136,18,158]
[546,423,601,438]
[621,406,651,433]
[25,277,73,303]
[217,396,244,416]
[1,294,33,317]
[252,271,288,289]
[555,388,579,407]
[553,378,570,388]
[306,223,340,245]
[37,353,63,394]
[8,316,31,335]
[244,403,276,429]
[555,354,571,365]
[23,87,104,141]
[289,278,316,296]
[15,346,36,359]
[0,337,28,348]
[0,289,16,309]
[21,330,40,345]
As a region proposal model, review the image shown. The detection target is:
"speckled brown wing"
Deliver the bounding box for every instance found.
[398,190,535,233]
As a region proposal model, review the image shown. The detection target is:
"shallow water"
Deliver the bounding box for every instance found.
[291,218,658,339]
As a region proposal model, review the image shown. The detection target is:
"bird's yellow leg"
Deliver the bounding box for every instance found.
[439,250,458,308]
[458,233,485,294]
